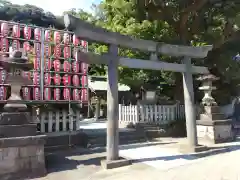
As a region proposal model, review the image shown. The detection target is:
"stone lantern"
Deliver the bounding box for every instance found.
[0,51,46,179]
[198,74,219,106]
[196,74,233,144]
[1,50,33,111]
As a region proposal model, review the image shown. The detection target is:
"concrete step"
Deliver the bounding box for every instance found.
[143,127,160,130]
[45,145,74,154]
[88,130,147,147]
[144,129,170,138]
[137,124,154,126]
[136,123,163,127]
[43,131,89,150]
[44,130,148,152]
[136,123,164,131]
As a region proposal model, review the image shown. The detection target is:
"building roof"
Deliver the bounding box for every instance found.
[88,76,130,91]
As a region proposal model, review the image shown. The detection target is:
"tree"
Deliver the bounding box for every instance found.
[94,0,240,103]
[135,0,240,78]
[0,0,64,28]
[87,1,177,98]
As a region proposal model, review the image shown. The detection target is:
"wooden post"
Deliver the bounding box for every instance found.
[106,44,119,161]
[182,57,198,147]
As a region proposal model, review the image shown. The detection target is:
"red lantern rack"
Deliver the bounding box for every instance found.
[0,20,89,105]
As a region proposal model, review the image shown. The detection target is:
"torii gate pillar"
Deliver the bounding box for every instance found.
[183,57,197,145]
[106,45,119,161]
[180,57,206,152]
[101,45,131,168]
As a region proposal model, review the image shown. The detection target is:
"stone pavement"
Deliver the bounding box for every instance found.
[32,138,240,180]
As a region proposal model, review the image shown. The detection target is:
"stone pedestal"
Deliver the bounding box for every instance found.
[0,136,46,179]
[197,106,233,144]
[0,112,37,138]
[0,112,46,179]
[0,51,46,179]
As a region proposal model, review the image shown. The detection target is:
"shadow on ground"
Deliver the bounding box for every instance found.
[45,141,174,173]
[45,140,240,174]
[131,144,240,164]
[46,152,104,173]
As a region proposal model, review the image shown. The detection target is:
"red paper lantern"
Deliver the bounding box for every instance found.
[81,40,88,48]
[53,74,61,85]
[23,26,31,39]
[53,88,61,100]
[63,61,71,72]
[0,86,7,100]
[72,34,79,46]
[63,88,70,100]
[72,61,79,73]
[80,62,89,74]
[21,71,31,81]
[44,30,51,42]
[12,40,20,51]
[0,69,7,84]
[1,23,8,37]
[34,43,41,56]
[54,45,61,58]
[81,75,88,87]
[34,28,41,41]
[54,31,61,44]
[44,73,51,85]
[44,88,51,100]
[72,75,80,86]
[81,88,88,102]
[23,42,31,53]
[53,59,61,72]
[63,46,71,58]
[72,89,80,101]
[45,58,52,71]
[44,44,51,57]
[34,57,41,70]
[12,24,20,38]
[33,72,40,85]
[33,87,40,100]
[22,86,31,100]
[72,47,78,58]
[63,33,71,44]
[1,38,8,53]
[62,74,71,86]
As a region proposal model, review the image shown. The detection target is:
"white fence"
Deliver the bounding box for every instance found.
[119,104,185,125]
[34,100,236,134]
[35,104,185,133]
[35,109,82,133]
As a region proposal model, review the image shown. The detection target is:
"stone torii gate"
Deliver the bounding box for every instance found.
[64,14,212,168]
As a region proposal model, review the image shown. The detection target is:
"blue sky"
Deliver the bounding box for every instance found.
[8,0,101,15]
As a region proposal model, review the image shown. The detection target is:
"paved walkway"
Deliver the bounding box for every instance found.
[33,138,240,180]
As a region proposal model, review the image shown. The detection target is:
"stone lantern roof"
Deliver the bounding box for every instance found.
[196,74,219,81]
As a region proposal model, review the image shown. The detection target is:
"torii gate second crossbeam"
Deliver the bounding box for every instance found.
[64,14,212,169]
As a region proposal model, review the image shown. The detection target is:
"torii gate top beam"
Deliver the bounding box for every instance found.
[77,51,209,74]
[64,14,212,58]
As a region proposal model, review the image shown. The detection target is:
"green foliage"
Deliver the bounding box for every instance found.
[0,0,64,28]
[92,0,240,101]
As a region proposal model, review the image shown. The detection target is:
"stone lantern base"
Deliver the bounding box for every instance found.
[0,111,46,179]
[0,136,46,179]
[196,106,233,144]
